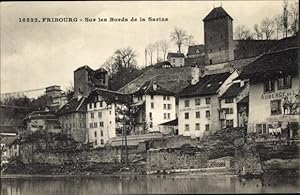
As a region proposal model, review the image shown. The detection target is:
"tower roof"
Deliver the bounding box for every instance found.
[203,7,233,22]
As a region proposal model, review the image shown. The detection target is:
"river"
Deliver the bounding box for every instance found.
[1,174,299,194]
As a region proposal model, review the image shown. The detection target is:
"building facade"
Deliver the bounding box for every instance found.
[131,81,177,134]
[167,53,185,67]
[239,48,299,137]
[56,96,87,142]
[86,89,131,148]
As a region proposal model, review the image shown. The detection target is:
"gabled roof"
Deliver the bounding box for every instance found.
[239,48,299,80]
[118,66,192,95]
[179,72,231,97]
[133,80,174,96]
[187,44,205,56]
[56,96,86,115]
[87,88,132,105]
[220,83,244,99]
[203,7,233,22]
[167,52,185,58]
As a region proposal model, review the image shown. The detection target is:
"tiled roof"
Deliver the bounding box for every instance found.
[203,7,233,21]
[220,83,244,99]
[56,97,86,115]
[167,52,185,58]
[179,72,231,97]
[239,48,299,80]
[133,80,174,96]
[187,45,205,56]
[118,66,192,95]
[87,88,132,105]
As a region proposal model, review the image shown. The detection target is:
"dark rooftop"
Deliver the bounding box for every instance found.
[56,97,86,115]
[179,72,231,97]
[203,7,233,22]
[167,52,185,58]
[220,83,244,99]
[239,48,299,80]
[133,80,174,96]
[159,118,178,126]
[87,88,132,105]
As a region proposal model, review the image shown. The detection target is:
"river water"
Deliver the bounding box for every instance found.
[1,174,299,194]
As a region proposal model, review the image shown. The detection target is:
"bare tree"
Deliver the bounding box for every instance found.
[289,1,299,35]
[114,47,137,69]
[283,0,289,37]
[154,41,160,64]
[186,34,195,47]
[260,17,275,40]
[146,43,155,65]
[170,27,188,53]
[253,24,263,40]
[273,14,284,39]
[234,25,254,40]
[159,40,169,61]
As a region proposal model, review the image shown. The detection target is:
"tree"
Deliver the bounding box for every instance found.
[260,17,275,40]
[114,47,137,69]
[170,27,188,53]
[234,25,254,40]
[146,43,155,65]
[289,1,299,35]
[254,24,263,40]
[186,34,195,46]
[159,40,169,61]
[273,14,284,39]
[282,0,289,37]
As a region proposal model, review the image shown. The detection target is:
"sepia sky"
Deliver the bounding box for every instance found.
[0,1,296,95]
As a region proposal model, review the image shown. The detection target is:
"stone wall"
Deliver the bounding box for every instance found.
[19,143,146,165]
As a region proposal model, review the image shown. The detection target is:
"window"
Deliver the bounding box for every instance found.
[151,102,154,109]
[164,113,167,119]
[163,104,167,109]
[89,103,92,109]
[91,112,94,119]
[101,130,103,136]
[109,110,111,115]
[185,112,189,119]
[205,97,211,104]
[229,108,234,114]
[94,122,97,128]
[195,123,200,130]
[100,101,103,107]
[205,124,210,131]
[184,100,190,107]
[167,104,171,110]
[257,124,268,134]
[225,98,233,103]
[163,96,166,100]
[149,122,153,128]
[271,99,282,115]
[94,140,97,145]
[196,111,200,118]
[100,122,104,127]
[172,59,175,63]
[167,113,170,119]
[94,131,97,137]
[167,96,170,100]
[264,80,275,93]
[185,124,189,131]
[90,123,93,128]
[278,75,292,90]
[98,112,102,118]
[206,110,210,118]
[151,95,154,100]
[209,59,212,65]
[149,112,152,119]
[101,139,104,145]
[226,120,234,128]
[195,98,201,106]
[94,102,97,108]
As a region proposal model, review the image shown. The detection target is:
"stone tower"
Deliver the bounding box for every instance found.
[203,7,234,65]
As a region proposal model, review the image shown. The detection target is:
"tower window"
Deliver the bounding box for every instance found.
[209,59,212,65]
[220,34,223,39]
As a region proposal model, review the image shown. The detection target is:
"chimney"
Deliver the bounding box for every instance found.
[153,81,157,91]
[191,66,200,85]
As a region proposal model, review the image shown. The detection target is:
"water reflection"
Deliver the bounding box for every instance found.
[1,174,299,195]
